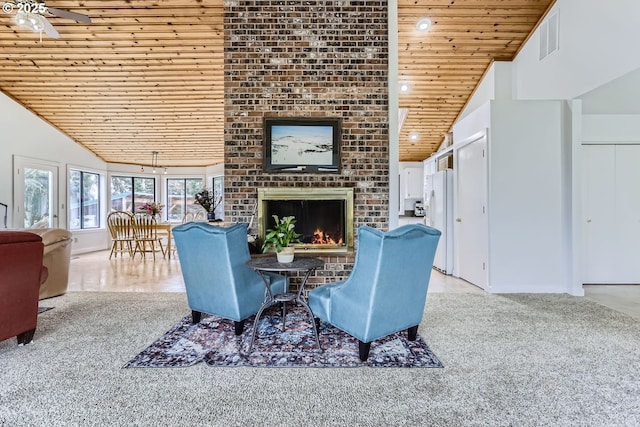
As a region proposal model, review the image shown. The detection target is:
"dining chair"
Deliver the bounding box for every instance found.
[193,209,208,222]
[182,208,207,224]
[131,214,166,260]
[106,211,135,259]
[174,208,207,257]
[181,211,196,224]
[308,224,441,361]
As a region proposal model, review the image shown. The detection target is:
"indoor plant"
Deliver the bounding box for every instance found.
[261,215,301,263]
[138,202,164,218]
[194,188,222,221]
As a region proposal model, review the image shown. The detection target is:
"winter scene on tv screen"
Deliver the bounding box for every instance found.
[271,125,333,165]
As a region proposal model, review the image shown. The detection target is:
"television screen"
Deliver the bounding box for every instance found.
[263,118,341,172]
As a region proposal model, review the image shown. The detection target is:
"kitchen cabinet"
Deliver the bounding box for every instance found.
[404,167,423,198]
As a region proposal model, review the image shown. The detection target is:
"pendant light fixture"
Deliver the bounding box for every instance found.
[140,151,166,174]
[151,151,158,173]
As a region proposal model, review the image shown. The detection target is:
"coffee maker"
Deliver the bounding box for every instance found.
[414,200,425,217]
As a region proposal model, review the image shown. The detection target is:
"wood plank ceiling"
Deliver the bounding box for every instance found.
[0,0,554,167]
[0,0,224,167]
[398,0,555,161]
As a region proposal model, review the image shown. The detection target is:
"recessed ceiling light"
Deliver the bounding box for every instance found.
[399,82,410,92]
[409,132,420,142]
[416,18,432,32]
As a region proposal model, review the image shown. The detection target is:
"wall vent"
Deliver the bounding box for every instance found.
[539,11,559,60]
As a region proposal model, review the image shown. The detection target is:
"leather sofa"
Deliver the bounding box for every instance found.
[0,231,48,345]
[27,228,73,300]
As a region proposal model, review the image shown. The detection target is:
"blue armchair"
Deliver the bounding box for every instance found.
[308,224,441,361]
[172,222,288,335]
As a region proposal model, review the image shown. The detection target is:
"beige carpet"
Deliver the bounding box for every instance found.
[1,291,639,426]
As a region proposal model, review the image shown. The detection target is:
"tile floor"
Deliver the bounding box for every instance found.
[67,250,640,320]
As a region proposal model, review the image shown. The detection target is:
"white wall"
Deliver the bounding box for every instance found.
[453,100,570,293]
[205,164,224,177]
[453,102,491,143]
[449,0,640,294]
[582,115,640,142]
[514,0,640,101]
[488,100,570,293]
[0,92,106,250]
[459,61,513,122]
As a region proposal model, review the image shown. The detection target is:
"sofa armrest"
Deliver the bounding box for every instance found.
[26,228,73,300]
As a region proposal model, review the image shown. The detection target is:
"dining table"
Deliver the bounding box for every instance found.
[153,222,175,259]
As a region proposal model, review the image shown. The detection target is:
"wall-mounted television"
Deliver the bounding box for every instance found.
[263,117,341,172]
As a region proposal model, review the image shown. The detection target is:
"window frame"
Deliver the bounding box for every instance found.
[110,175,157,216]
[69,169,101,230]
[166,177,204,223]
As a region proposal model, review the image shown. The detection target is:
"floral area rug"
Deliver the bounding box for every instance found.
[124,306,442,368]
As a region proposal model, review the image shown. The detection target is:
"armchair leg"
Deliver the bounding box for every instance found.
[281,302,287,331]
[191,310,202,324]
[407,325,418,341]
[358,340,371,362]
[17,328,35,345]
[234,320,245,336]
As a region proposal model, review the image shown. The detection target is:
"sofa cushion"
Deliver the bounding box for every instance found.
[28,228,72,246]
[23,228,72,300]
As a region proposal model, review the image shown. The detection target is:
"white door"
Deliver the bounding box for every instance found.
[14,157,59,229]
[582,145,616,283]
[615,145,640,282]
[455,135,488,289]
[584,145,640,283]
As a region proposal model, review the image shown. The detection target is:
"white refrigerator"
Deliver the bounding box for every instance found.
[425,169,454,274]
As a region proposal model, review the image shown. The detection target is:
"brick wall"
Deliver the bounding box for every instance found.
[224,0,389,285]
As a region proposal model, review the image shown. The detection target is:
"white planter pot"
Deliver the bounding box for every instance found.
[276,246,295,263]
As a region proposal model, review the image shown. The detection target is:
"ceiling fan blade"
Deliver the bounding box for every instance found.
[40,16,60,39]
[47,7,91,24]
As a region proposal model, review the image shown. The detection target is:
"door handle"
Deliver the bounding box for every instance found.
[456,218,462,222]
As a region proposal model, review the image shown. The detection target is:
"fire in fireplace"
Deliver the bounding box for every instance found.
[258,188,354,253]
[311,228,342,245]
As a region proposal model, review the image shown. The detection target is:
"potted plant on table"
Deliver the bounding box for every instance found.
[194,188,222,221]
[261,215,301,263]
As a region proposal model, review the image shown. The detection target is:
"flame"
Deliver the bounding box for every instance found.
[311,228,343,245]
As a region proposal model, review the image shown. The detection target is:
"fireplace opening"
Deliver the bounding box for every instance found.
[266,200,345,246]
[258,188,354,253]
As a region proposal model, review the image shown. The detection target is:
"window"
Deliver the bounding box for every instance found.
[69,170,100,230]
[166,178,204,222]
[212,176,224,220]
[111,176,156,214]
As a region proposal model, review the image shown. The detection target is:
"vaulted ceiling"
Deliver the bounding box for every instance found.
[0,0,554,167]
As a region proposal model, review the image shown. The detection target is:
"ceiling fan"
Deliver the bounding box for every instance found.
[2,0,91,39]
